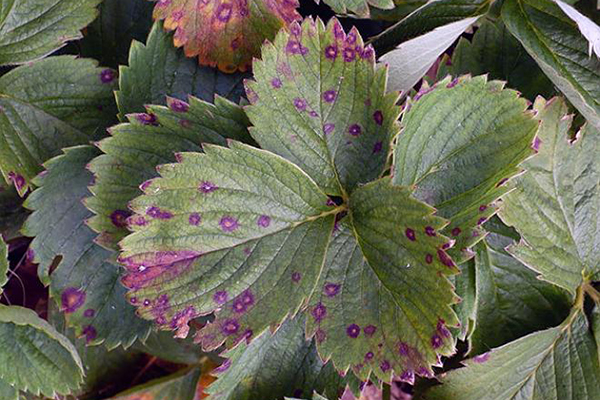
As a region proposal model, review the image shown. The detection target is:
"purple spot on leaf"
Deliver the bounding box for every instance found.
[199,180,218,193]
[83,309,95,318]
[189,212,202,226]
[315,328,326,343]
[451,227,461,236]
[292,271,301,283]
[361,46,374,60]
[365,351,374,361]
[293,98,307,111]
[400,370,415,384]
[405,228,416,241]
[324,283,340,297]
[425,226,436,237]
[473,352,490,363]
[222,319,240,335]
[324,45,338,60]
[271,78,282,88]
[333,21,345,40]
[431,334,443,349]
[286,40,308,55]
[446,78,459,88]
[533,136,542,151]
[214,291,228,304]
[346,324,360,338]
[437,250,455,268]
[312,303,327,322]
[110,210,131,228]
[146,206,173,219]
[348,124,361,136]
[398,342,409,356]
[478,217,487,225]
[380,360,391,372]
[364,325,377,337]
[219,216,239,232]
[100,69,115,83]
[143,299,151,306]
[479,205,487,212]
[373,110,383,125]
[343,47,355,62]
[136,113,158,125]
[82,325,97,343]
[257,215,271,228]
[425,254,433,264]
[323,90,336,103]
[216,3,232,21]
[168,98,189,112]
[323,123,335,135]
[372,141,383,154]
[61,288,86,313]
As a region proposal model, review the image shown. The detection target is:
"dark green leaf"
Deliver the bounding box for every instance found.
[115,21,248,120]
[134,329,206,365]
[321,0,394,18]
[110,366,201,400]
[0,56,117,195]
[22,146,152,348]
[0,179,26,239]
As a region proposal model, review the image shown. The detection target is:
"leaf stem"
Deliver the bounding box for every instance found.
[583,282,600,304]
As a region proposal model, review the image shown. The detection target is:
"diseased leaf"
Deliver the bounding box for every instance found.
[437,19,555,100]
[116,21,249,120]
[119,141,336,349]
[392,75,538,264]
[0,56,118,196]
[306,178,458,383]
[206,314,357,400]
[0,0,101,65]
[469,231,571,355]
[22,146,152,348]
[0,305,84,397]
[245,18,400,195]
[419,306,600,400]
[86,95,251,249]
[0,235,7,293]
[0,179,26,239]
[320,0,394,18]
[379,17,480,94]
[110,366,201,400]
[151,0,300,72]
[502,0,600,130]
[499,97,599,293]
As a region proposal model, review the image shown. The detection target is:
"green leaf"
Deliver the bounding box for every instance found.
[0,179,26,239]
[152,0,300,72]
[469,230,571,355]
[116,21,249,120]
[133,329,206,365]
[369,0,492,56]
[22,146,152,348]
[437,19,556,100]
[86,95,251,249]
[110,366,201,400]
[451,259,476,341]
[0,380,17,400]
[206,314,356,400]
[499,96,599,293]
[0,235,7,293]
[369,0,427,22]
[502,0,600,130]
[320,0,394,18]
[392,75,538,264]
[0,305,84,397]
[245,18,400,195]
[0,0,101,65]
[419,305,600,400]
[119,141,336,349]
[379,17,480,94]
[0,56,118,196]
[306,178,458,382]
[79,0,155,68]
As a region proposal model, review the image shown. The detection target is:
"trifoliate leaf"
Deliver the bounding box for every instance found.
[0,235,7,293]
[119,141,336,349]
[392,75,538,264]
[469,231,571,355]
[0,56,118,196]
[151,0,300,72]
[499,97,599,293]
[245,18,400,195]
[369,0,492,55]
[86,95,251,249]
[320,0,394,18]
[502,0,600,130]
[116,21,249,120]
[419,306,600,400]
[206,314,356,400]
[0,0,101,65]
[436,19,555,100]
[0,305,84,397]
[22,146,152,348]
[306,178,458,383]
[79,0,155,68]
[110,366,201,400]
[0,180,26,239]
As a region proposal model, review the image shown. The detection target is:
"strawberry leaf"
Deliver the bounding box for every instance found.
[0,380,17,400]
[320,0,394,18]
[0,180,26,240]
[119,141,335,348]
[111,366,201,400]
[0,305,84,397]
[0,56,117,196]
[502,0,600,130]
[0,0,101,65]
[306,178,458,383]
[245,18,400,195]
[419,306,600,400]
[151,0,301,72]
[86,95,251,249]
[499,97,599,293]
[22,146,152,348]
[206,314,358,400]
[392,75,538,264]
[116,21,249,120]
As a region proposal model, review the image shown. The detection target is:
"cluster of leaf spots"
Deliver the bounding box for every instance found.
[151,0,301,72]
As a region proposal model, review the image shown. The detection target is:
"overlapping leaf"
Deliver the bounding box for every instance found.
[392,75,538,263]
[499,97,599,293]
[0,180,26,239]
[0,56,117,196]
[0,0,101,65]
[119,141,337,349]
[306,179,458,383]
[437,19,555,100]
[116,21,249,120]
[22,146,152,348]
[206,314,357,400]
[0,305,84,397]
[245,18,400,195]
[502,0,600,130]
[111,366,202,400]
[320,0,394,18]
[87,95,251,249]
[151,0,300,72]
[419,306,600,400]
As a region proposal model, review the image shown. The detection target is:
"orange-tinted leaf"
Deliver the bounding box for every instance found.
[152,0,301,72]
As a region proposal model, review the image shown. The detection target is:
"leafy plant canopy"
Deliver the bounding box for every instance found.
[0,0,598,399]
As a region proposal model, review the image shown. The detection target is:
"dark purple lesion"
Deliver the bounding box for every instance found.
[219,215,239,232]
[120,250,201,290]
[99,69,115,84]
[198,180,218,193]
[146,206,173,219]
[61,288,86,313]
[110,209,131,227]
[324,282,340,297]
[346,323,360,338]
[134,113,158,126]
[82,325,97,343]
[7,172,25,192]
[311,302,327,322]
[167,97,189,113]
